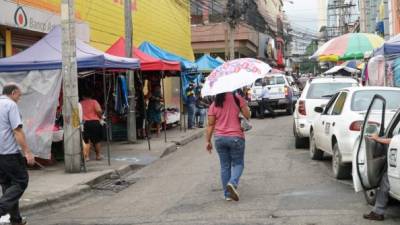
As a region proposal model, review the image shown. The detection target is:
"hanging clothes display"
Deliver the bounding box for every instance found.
[393,58,400,87]
[114,75,129,115]
[367,55,385,86]
[386,61,394,87]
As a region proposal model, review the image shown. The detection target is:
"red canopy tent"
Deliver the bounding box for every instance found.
[106,37,181,71]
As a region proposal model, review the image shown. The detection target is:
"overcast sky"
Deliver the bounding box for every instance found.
[283,0,321,33]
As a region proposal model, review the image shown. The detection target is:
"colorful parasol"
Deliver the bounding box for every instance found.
[201,58,271,96]
[311,33,384,62]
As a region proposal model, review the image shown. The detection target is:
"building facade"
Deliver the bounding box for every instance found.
[0,0,194,60]
[389,0,400,36]
[190,0,286,68]
[0,0,194,107]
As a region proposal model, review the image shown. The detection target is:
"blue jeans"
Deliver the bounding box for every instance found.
[187,103,196,128]
[195,108,206,127]
[215,136,245,197]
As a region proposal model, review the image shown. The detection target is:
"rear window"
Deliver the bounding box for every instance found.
[266,76,286,85]
[306,82,355,99]
[351,90,400,111]
[254,78,263,86]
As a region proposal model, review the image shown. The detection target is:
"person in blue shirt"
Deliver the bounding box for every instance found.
[186,82,197,129]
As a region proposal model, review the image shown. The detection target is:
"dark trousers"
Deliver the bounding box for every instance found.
[259,98,275,118]
[0,154,29,223]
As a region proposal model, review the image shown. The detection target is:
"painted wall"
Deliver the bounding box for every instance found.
[9,0,194,60]
[6,0,194,108]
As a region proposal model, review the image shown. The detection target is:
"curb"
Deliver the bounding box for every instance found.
[175,129,204,146]
[21,130,203,211]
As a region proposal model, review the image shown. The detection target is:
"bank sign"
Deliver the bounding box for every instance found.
[0,1,60,33]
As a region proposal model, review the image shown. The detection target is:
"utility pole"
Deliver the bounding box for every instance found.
[226,0,235,60]
[61,0,81,173]
[124,0,137,142]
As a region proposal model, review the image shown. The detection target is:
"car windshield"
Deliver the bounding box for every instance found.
[254,78,263,86]
[351,90,400,111]
[306,82,355,99]
[266,76,286,85]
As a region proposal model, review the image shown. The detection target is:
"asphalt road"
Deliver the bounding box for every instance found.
[28,115,400,225]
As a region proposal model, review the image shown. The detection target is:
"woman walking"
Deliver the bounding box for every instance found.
[206,91,250,201]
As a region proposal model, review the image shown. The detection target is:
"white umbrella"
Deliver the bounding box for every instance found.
[201,58,271,96]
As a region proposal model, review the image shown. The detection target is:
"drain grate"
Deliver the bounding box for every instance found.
[92,178,136,192]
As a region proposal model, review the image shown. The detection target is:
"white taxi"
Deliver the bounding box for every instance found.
[293,76,358,148]
[310,87,400,179]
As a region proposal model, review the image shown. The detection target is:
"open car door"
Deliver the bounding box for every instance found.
[388,134,400,200]
[353,95,387,197]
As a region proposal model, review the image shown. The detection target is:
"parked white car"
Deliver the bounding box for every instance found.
[293,76,359,148]
[353,93,400,204]
[310,87,400,179]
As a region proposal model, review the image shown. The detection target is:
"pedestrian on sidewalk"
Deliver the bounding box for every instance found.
[0,83,35,225]
[147,86,163,138]
[206,91,250,201]
[186,82,197,129]
[80,91,103,161]
[195,80,208,128]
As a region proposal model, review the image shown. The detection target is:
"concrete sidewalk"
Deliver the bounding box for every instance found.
[19,127,204,211]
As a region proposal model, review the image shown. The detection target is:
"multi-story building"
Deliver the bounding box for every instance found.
[190,0,287,69]
[389,0,400,36]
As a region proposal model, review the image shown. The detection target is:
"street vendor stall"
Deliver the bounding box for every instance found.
[139,41,198,134]
[106,37,181,146]
[0,26,140,167]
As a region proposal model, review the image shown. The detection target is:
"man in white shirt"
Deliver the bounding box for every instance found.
[259,84,275,119]
[0,83,34,225]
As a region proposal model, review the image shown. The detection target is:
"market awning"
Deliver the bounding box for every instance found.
[0,26,140,72]
[106,37,180,71]
[373,34,400,57]
[139,41,197,72]
[195,54,222,73]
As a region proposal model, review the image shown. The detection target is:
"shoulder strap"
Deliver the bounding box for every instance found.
[233,93,241,110]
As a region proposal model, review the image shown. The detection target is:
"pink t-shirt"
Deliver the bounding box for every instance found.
[208,93,246,139]
[80,99,101,121]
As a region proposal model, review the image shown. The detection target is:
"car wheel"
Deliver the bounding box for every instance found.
[293,122,308,148]
[251,108,257,118]
[363,188,377,206]
[309,130,323,160]
[332,142,351,179]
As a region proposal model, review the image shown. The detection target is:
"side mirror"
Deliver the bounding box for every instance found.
[290,82,295,86]
[314,106,324,113]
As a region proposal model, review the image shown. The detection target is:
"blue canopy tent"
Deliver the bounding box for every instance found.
[139,42,200,101]
[0,26,140,165]
[139,41,199,132]
[0,26,140,72]
[195,54,223,73]
[373,35,400,58]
